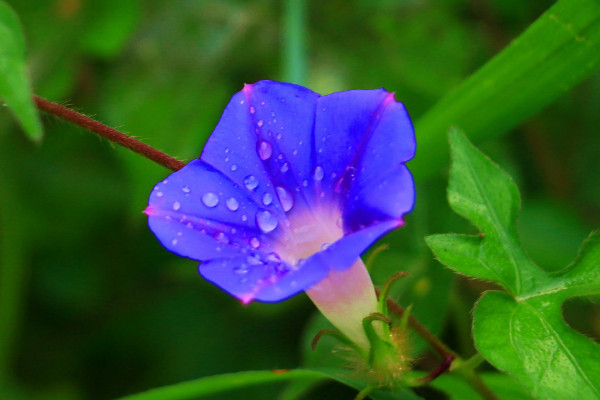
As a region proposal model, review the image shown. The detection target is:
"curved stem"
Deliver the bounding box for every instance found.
[380,293,499,400]
[33,96,185,172]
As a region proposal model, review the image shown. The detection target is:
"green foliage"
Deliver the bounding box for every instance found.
[412,0,600,180]
[427,129,600,399]
[0,0,41,140]
[0,0,598,399]
[432,373,532,400]
[116,368,420,400]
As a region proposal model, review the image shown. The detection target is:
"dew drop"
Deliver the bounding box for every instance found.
[241,214,248,222]
[262,192,273,206]
[225,147,230,153]
[250,106,256,114]
[234,265,249,275]
[313,166,324,181]
[250,237,260,248]
[171,238,178,246]
[302,180,308,187]
[275,186,293,212]
[172,201,181,211]
[280,162,289,173]
[256,210,278,233]
[266,252,281,263]
[215,232,229,243]
[186,222,194,229]
[257,140,273,160]
[247,254,263,266]
[182,186,191,194]
[257,120,264,127]
[156,191,164,198]
[226,197,239,211]
[201,192,219,208]
[321,242,331,251]
[244,175,259,190]
[231,164,238,171]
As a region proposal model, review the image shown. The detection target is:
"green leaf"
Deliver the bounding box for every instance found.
[114,368,421,400]
[412,0,600,180]
[0,1,42,141]
[432,372,533,400]
[427,129,600,399]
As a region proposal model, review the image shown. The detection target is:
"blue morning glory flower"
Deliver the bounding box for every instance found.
[145,80,414,345]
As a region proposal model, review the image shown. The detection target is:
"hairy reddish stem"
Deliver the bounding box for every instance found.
[33,96,186,172]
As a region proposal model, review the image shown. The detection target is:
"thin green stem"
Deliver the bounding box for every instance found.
[282,0,307,85]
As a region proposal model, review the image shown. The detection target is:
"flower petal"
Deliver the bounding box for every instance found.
[312,89,415,232]
[201,80,321,221]
[147,159,282,260]
[200,219,399,303]
[146,80,416,303]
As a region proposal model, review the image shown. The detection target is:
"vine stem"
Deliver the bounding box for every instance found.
[383,294,499,400]
[33,96,185,172]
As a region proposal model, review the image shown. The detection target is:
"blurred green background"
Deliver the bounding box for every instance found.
[0,0,598,399]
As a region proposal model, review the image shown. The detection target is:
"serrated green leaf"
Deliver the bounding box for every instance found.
[427,129,546,296]
[427,129,600,399]
[474,291,600,399]
[0,1,42,141]
[412,0,600,180]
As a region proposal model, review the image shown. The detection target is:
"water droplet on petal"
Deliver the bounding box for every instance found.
[302,180,308,187]
[257,140,272,160]
[280,162,289,173]
[234,265,249,275]
[225,147,230,153]
[241,214,248,222]
[182,186,191,193]
[231,164,238,171]
[244,175,259,190]
[247,254,263,266]
[171,238,178,246]
[201,192,219,208]
[313,166,324,181]
[250,237,260,248]
[262,192,273,206]
[173,201,181,211]
[250,106,256,114]
[226,197,239,211]
[321,242,331,251]
[156,191,164,197]
[256,210,278,233]
[266,252,281,263]
[257,120,264,127]
[275,186,293,212]
[215,232,229,243]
